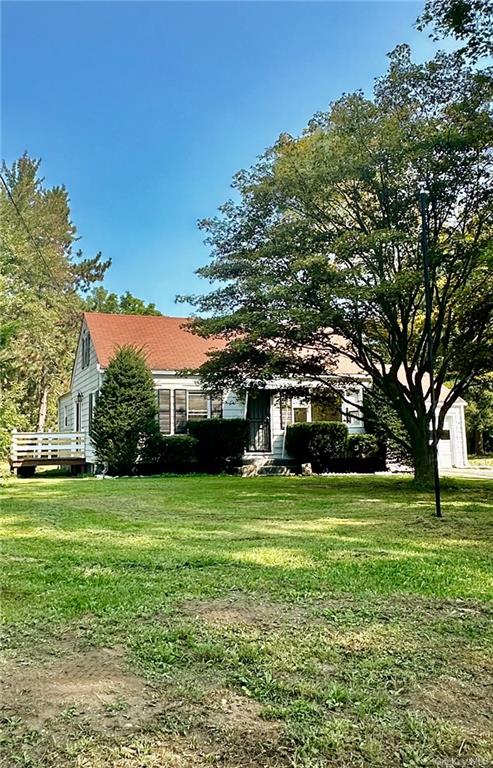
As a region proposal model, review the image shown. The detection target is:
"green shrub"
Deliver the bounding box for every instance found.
[347,433,379,460]
[141,433,198,473]
[91,345,158,475]
[187,418,248,472]
[362,389,412,466]
[285,422,348,471]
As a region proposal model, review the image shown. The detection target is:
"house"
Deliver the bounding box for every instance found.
[58,312,468,471]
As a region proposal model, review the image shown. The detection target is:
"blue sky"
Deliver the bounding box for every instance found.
[2,1,437,314]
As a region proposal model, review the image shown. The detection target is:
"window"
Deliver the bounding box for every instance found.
[188,391,209,420]
[293,407,308,423]
[81,332,90,369]
[157,389,171,434]
[63,406,68,428]
[311,394,341,422]
[174,389,187,434]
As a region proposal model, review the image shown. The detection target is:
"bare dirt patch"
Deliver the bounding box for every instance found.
[0,645,162,733]
[179,596,306,630]
[409,674,493,736]
[1,644,287,767]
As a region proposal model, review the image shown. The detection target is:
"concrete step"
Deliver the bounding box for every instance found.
[233,463,295,477]
[257,465,294,476]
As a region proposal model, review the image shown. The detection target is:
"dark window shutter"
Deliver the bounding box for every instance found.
[88,393,93,434]
[279,395,293,429]
[211,393,223,419]
[174,389,187,434]
[158,389,171,434]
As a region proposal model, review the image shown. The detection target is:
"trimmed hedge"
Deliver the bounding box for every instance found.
[187,418,249,472]
[141,434,198,473]
[286,423,385,473]
[285,422,348,471]
[347,433,379,460]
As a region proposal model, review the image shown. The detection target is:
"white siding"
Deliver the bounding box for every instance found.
[58,320,101,464]
[342,386,365,434]
[438,402,468,468]
[58,393,73,432]
[223,390,245,419]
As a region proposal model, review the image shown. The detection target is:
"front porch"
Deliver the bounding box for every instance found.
[244,386,365,458]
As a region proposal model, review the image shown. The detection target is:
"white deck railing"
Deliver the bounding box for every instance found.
[10,430,86,465]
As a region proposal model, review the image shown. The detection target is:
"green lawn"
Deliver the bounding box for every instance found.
[1,474,492,768]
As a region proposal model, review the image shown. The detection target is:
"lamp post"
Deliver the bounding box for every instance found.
[419,183,442,519]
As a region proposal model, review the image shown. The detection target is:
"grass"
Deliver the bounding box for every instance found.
[1,473,492,767]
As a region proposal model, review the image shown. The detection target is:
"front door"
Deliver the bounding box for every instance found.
[246,391,271,452]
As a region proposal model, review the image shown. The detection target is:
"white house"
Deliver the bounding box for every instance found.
[58,312,468,471]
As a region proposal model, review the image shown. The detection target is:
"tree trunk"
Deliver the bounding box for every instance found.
[413,430,435,485]
[474,429,484,455]
[37,384,49,432]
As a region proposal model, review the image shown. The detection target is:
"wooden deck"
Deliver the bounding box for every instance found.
[10,430,86,471]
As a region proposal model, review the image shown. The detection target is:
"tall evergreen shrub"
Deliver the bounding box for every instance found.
[91,345,158,475]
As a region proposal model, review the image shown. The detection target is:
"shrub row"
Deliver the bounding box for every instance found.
[285,422,383,472]
[141,418,248,474]
[187,418,249,472]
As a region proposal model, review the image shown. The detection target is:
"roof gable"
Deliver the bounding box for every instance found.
[83,312,226,371]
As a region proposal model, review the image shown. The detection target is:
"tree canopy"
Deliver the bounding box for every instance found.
[0,154,162,458]
[84,287,162,316]
[417,0,493,60]
[0,154,110,455]
[184,47,493,483]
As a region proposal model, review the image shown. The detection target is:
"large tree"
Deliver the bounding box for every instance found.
[0,154,110,452]
[183,47,493,484]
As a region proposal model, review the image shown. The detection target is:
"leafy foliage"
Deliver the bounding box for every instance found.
[84,286,162,316]
[347,433,380,460]
[285,422,348,470]
[91,346,158,475]
[417,0,492,60]
[0,154,110,456]
[464,373,493,453]
[183,47,493,483]
[141,434,199,473]
[362,389,413,466]
[186,418,248,472]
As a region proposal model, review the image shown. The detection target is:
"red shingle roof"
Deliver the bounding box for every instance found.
[84,312,227,371]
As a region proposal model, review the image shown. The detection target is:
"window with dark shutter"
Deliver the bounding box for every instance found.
[211,393,223,419]
[81,333,90,369]
[174,389,187,433]
[158,389,171,434]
